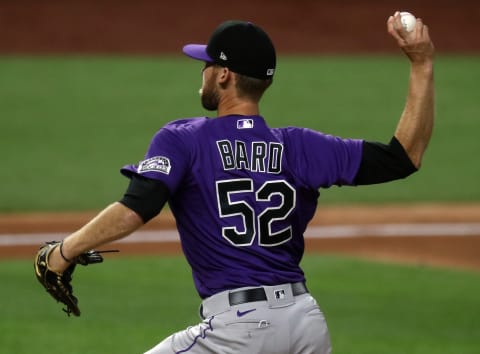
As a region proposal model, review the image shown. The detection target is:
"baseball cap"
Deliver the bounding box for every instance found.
[183,20,276,80]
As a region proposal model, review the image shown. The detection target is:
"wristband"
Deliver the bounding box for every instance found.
[59,241,73,263]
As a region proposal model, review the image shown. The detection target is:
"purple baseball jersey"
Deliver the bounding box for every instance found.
[121,115,363,298]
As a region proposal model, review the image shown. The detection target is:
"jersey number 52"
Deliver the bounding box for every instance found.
[216,179,296,247]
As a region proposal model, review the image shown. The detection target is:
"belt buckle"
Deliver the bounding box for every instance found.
[264,283,295,308]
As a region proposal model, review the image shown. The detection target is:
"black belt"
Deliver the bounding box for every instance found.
[228,282,308,306]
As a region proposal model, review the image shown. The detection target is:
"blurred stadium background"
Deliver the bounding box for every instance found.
[0,1,479,353]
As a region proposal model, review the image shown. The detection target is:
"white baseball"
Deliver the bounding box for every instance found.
[400,12,416,32]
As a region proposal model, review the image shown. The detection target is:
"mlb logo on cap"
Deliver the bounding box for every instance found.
[182,20,276,80]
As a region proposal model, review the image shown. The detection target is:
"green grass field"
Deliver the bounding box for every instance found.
[1,55,479,212]
[1,255,479,354]
[1,56,479,354]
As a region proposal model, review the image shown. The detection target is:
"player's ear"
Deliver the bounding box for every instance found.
[217,66,232,86]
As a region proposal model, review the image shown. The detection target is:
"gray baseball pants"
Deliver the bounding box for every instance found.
[144,283,332,354]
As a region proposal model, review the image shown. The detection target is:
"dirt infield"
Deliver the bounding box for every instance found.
[1,1,479,54]
[1,204,479,272]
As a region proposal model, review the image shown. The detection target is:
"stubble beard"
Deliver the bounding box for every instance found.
[201,79,220,111]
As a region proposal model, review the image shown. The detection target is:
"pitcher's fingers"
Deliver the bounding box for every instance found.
[387,15,403,43]
[414,18,424,38]
[418,19,431,42]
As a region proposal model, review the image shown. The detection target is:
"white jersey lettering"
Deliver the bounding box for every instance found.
[216,139,283,174]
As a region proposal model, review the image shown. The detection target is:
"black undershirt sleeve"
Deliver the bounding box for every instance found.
[119,174,170,223]
[354,136,418,185]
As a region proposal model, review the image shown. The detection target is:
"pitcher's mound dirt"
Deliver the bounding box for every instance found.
[1,204,479,271]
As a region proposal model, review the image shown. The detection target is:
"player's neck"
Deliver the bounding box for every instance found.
[217,98,260,117]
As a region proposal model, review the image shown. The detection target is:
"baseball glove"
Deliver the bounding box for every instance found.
[34,241,114,317]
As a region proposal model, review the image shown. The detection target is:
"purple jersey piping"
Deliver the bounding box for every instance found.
[176,316,215,353]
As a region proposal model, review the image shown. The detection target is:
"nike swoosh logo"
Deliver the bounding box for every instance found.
[236,308,256,317]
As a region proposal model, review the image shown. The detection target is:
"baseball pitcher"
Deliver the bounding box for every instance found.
[35,12,434,354]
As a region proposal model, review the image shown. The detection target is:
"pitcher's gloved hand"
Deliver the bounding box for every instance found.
[34,241,117,316]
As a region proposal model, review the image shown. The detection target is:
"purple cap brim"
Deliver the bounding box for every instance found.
[182,44,213,62]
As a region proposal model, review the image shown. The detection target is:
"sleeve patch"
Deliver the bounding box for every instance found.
[138,156,171,175]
